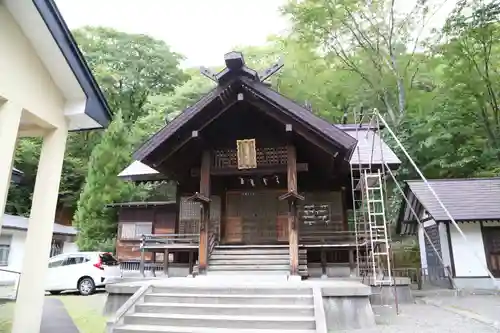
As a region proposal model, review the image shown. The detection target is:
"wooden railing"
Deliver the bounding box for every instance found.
[299,230,358,246]
[140,233,199,249]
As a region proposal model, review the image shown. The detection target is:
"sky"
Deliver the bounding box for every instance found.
[55,0,289,68]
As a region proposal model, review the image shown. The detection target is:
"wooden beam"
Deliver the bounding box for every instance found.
[287,145,299,276]
[190,163,309,177]
[197,150,211,273]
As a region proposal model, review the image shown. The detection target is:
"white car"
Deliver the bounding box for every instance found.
[46,252,122,296]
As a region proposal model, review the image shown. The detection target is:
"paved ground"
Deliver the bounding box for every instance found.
[40,298,79,333]
[340,303,499,333]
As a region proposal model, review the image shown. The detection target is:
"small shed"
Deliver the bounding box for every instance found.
[397,178,500,289]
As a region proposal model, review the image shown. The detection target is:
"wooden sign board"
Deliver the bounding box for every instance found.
[236,139,257,169]
[300,203,331,225]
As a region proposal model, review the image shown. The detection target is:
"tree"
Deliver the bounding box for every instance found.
[73,27,189,124]
[283,0,449,125]
[73,112,144,250]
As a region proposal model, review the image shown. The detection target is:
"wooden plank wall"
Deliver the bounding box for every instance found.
[116,205,176,261]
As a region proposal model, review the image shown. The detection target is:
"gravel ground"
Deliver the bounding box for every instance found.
[339,303,499,333]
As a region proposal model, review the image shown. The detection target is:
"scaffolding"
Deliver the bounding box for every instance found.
[350,108,500,294]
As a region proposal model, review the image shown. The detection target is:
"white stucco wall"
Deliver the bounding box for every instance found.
[449,223,489,277]
[0,4,67,130]
[0,230,26,284]
[0,229,78,284]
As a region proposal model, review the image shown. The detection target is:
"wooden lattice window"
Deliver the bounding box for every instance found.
[236,139,257,169]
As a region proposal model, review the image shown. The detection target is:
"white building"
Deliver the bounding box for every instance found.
[0,214,78,285]
[398,178,500,290]
[0,0,111,331]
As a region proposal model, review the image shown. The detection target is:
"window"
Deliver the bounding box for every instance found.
[48,259,65,268]
[0,235,12,266]
[120,222,153,240]
[63,256,87,266]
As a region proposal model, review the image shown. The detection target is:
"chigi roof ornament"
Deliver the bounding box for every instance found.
[200,51,284,85]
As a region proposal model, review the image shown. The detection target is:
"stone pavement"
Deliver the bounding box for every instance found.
[421,295,500,330]
[40,298,79,333]
[340,303,499,333]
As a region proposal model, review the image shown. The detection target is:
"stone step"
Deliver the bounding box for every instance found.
[209,259,292,265]
[135,302,315,316]
[152,286,312,295]
[144,293,314,305]
[114,324,316,333]
[123,313,316,330]
[208,265,291,271]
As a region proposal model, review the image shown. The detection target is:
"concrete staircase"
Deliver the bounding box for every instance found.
[113,285,317,333]
[208,245,307,276]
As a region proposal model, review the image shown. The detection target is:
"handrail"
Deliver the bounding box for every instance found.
[140,233,200,248]
[208,231,218,257]
[0,268,21,300]
[106,282,152,333]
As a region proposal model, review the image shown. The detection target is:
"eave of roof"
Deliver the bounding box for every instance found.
[2,214,77,236]
[133,77,357,163]
[32,0,112,128]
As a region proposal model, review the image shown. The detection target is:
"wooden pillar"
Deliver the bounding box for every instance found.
[349,249,355,276]
[197,150,211,274]
[188,250,194,275]
[321,248,327,278]
[151,252,156,277]
[139,235,146,277]
[163,249,169,277]
[287,145,299,275]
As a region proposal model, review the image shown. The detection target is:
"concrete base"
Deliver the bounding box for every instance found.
[364,277,415,305]
[106,276,375,331]
[323,296,376,330]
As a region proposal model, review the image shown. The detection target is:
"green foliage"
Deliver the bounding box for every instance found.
[8,0,500,250]
[73,112,141,250]
[73,27,188,123]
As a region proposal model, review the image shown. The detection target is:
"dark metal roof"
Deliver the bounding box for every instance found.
[33,0,112,129]
[240,77,357,151]
[134,84,226,161]
[402,178,500,222]
[134,77,357,162]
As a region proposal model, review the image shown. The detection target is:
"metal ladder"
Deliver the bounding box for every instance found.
[363,169,392,285]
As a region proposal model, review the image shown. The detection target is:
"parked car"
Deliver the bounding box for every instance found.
[46,252,122,296]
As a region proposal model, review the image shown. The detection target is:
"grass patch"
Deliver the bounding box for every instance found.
[0,293,108,333]
[0,302,14,333]
[53,293,108,333]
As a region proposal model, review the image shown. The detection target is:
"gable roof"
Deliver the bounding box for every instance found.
[134,77,357,162]
[2,214,77,236]
[401,178,500,222]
